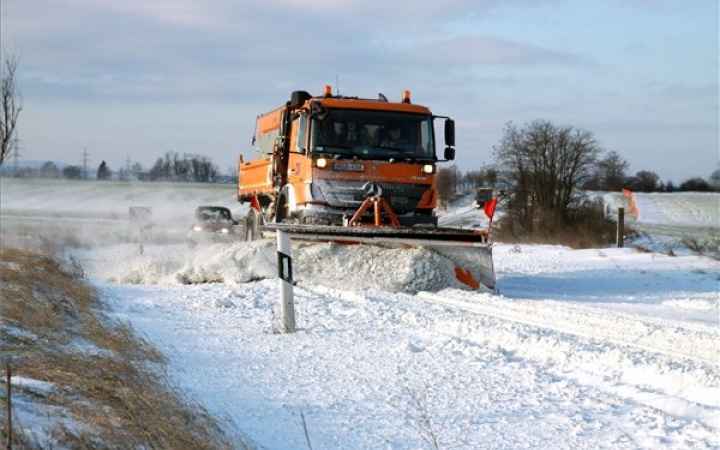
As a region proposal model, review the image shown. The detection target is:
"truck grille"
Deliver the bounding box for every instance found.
[312,179,428,214]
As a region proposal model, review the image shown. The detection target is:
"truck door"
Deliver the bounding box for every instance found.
[288,113,309,186]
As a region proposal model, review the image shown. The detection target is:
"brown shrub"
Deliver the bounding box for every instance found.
[494,198,620,249]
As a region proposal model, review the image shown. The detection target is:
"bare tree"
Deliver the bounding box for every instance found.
[679,176,712,192]
[463,170,485,189]
[436,165,457,208]
[484,167,498,187]
[708,169,720,192]
[63,165,83,179]
[97,160,112,180]
[594,150,630,191]
[0,52,22,166]
[147,151,217,182]
[494,120,601,230]
[40,161,60,178]
[627,170,660,192]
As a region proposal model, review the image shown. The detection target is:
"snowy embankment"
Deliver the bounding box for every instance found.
[602,191,720,251]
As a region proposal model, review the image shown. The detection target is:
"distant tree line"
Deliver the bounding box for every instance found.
[146,151,218,182]
[438,162,719,207]
[1,151,223,183]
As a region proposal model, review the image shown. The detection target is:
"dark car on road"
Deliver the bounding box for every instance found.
[188,206,240,247]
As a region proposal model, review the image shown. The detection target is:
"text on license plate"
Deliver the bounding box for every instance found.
[332,163,365,172]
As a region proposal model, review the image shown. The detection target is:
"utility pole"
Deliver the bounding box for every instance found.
[82,146,89,179]
[12,134,21,176]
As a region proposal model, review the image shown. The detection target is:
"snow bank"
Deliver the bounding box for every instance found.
[81,239,471,293]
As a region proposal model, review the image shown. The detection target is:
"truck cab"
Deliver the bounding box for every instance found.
[238,87,456,227]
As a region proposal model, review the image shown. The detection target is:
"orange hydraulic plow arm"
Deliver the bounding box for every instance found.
[347,196,401,227]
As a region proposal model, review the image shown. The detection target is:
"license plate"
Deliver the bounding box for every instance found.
[332,163,365,172]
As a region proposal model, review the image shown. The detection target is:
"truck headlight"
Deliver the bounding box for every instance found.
[192,225,203,232]
[315,158,327,168]
[422,164,434,174]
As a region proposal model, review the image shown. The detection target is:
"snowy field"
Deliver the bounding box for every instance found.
[1,178,719,449]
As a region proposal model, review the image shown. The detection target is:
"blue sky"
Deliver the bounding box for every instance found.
[2,0,718,182]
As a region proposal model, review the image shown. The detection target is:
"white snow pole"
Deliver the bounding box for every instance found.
[276,229,296,333]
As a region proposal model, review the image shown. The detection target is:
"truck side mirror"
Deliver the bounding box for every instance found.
[444,147,455,161]
[290,91,311,108]
[444,119,455,147]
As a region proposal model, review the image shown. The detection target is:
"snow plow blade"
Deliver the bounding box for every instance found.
[263,223,496,292]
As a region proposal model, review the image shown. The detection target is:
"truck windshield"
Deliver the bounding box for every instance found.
[310,110,436,161]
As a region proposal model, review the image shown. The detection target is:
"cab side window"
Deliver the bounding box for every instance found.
[293,114,308,153]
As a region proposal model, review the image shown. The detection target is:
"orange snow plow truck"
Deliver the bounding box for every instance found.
[237,86,495,291]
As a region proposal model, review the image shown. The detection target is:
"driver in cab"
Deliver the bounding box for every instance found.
[381,124,423,156]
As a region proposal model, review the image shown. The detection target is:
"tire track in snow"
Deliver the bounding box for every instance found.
[296,285,720,430]
[416,291,718,365]
[414,291,720,430]
[674,195,712,224]
[302,283,719,430]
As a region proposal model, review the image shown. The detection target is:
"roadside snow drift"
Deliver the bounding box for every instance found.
[81,239,471,293]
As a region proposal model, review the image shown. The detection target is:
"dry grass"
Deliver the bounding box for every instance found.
[0,246,252,449]
[681,236,720,260]
[493,198,620,249]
